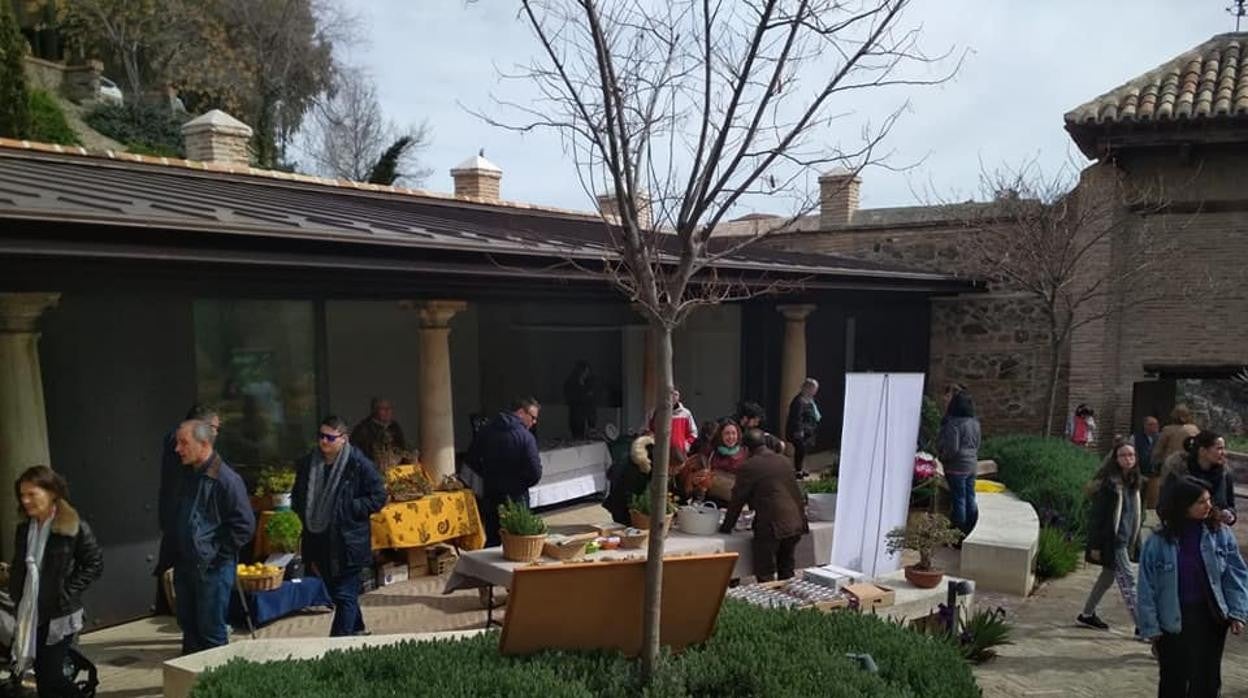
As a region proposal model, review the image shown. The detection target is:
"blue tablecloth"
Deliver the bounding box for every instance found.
[230,577,333,628]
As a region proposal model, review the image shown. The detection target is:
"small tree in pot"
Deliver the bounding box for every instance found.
[885,512,964,589]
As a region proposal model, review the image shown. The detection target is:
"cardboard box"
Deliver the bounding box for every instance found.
[406,547,430,577]
[376,561,409,587]
[843,582,896,610]
[802,564,864,589]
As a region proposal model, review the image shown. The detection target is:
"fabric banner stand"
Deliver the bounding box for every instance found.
[830,373,925,579]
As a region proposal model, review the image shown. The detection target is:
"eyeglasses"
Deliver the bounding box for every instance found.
[317,432,344,443]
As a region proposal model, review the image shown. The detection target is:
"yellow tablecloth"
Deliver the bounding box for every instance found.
[370,489,486,551]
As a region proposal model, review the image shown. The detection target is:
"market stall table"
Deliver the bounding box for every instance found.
[444,521,833,626]
[370,481,486,551]
[229,577,332,630]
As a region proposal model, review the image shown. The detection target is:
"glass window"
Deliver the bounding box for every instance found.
[193,300,318,467]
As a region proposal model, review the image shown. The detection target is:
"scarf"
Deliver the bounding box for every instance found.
[810,399,822,423]
[306,444,351,535]
[13,511,54,673]
[716,444,741,457]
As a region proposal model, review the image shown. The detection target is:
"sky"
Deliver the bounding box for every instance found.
[339,1,1236,215]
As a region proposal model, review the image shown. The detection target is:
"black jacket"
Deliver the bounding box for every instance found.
[292,446,387,578]
[785,396,820,448]
[10,502,104,623]
[467,412,543,502]
[173,453,255,569]
[1084,477,1142,569]
[1164,453,1237,525]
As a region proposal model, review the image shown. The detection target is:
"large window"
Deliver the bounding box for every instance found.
[193,300,318,467]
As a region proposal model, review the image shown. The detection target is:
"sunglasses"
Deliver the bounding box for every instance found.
[317,432,344,443]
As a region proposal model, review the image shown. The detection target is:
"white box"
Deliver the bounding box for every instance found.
[376,562,409,587]
[802,564,864,589]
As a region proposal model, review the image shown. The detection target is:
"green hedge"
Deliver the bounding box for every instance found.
[192,601,980,697]
[85,102,184,157]
[1035,526,1081,579]
[27,90,80,146]
[980,435,1099,540]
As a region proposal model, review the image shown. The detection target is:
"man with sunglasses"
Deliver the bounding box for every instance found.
[292,416,387,637]
[466,397,543,548]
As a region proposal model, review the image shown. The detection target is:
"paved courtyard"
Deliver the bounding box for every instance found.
[83,502,1248,697]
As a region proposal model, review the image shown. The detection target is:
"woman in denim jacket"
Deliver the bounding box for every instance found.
[1137,475,1248,697]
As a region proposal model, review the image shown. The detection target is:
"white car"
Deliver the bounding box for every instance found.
[97,77,123,106]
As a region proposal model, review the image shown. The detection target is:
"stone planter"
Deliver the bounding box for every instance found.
[807,493,837,522]
[904,565,944,589]
[271,492,293,511]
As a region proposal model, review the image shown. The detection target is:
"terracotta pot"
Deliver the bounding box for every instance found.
[904,565,944,589]
[500,531,546,562]
[629,510,674,536]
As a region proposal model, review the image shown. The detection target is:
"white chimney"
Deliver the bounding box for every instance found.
[450,151,503,201]
[818,168,861,228]
[181,110,253,166]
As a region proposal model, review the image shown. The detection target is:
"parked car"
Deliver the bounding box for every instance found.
[98,77,123,106]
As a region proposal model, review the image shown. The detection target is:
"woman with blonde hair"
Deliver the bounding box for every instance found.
[1153,404,1200,476]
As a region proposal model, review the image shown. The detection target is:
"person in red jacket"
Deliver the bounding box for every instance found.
[648,389,698,459]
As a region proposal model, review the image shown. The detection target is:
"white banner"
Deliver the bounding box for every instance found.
[831,373,925,579]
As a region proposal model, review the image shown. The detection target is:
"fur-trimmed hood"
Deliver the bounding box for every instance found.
[18,500,82,538]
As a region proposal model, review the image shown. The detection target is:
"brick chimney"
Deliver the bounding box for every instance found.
[818,168,861,228]
[451,151,502,201]
[181,110,253,166]
[596,191,652,230]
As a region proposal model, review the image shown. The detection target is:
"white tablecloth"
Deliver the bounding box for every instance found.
[443,521,834,592]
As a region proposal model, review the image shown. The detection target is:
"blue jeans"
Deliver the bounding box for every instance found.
[947,472,979,536]
[174,561,235,655]
[324,568,365,637]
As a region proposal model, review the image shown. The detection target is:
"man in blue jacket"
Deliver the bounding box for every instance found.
[292,415,387,637]
[467,397,543,547]
[172,419,255,655]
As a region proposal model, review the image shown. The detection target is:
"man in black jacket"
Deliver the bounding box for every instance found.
[467,397,543,547]
[156,404,220,613]
[292,416,387,637]
[171,419,255,655]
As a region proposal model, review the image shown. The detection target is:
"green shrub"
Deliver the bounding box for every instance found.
[0,1,30,139]
[919,395,943,453]
[629,490,677,516]
[26,90,79,145]
[803,474,838,494]
[1034,526,1081,580]
[1227,435,1248,454]
[265,510,302,553]
[192,600,980,697]
[85,102,185,157]
[980,435,1099,539]
[497,499,547,536]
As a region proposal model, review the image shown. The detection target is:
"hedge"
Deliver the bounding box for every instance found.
[85,102,185,157]
[980,435,1100,540]
[192,601,980,697]
[27,90,80,146]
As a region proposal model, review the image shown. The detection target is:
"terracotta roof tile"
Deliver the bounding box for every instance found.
[1065,33,1248,126]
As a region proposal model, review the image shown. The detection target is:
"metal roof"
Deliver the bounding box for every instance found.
[0,146,971,289]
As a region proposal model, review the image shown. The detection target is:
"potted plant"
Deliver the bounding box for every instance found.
[266,510,303,553]
[498,499,548,562]
[802,474,837,521]
[885,512,964,589]
[628,492,676,535]
[255,466,296,510]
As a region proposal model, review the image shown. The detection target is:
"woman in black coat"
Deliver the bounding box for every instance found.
[1076,442,1142,632]
[8,465,103,697]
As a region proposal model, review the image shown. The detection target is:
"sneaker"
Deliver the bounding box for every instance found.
[795,471,810,480]
[1076,613,1109,630]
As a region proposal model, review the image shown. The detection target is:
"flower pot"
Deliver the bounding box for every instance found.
[271,493,292,511]
[500,530,546,562]
[629,510,673,536]
[904,565,944,589]
[807,493,837,522]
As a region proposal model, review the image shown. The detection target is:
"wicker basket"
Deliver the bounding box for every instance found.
[629,510,673,536]
[500,531,546,562]
[543,534,593,561]
[238,569,283,592]
[620,529,649,549]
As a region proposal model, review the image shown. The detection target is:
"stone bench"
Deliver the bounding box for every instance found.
[959,492,1038,596]
[163,629,486,698]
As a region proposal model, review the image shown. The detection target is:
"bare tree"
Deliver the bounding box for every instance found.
[302,66,432,185]
[957,161,1182,436]
[485,0,952,678]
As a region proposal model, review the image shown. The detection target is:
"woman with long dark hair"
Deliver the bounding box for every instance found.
[1137,476,1248,697]
[1076,442,1142,631]
[1161,430,1236,525]
[938,387,981,536]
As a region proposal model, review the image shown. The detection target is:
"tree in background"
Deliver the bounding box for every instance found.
[301,66,431,186]
[0,0,31,139]
[494,0,953,679]
[56,0,199,99]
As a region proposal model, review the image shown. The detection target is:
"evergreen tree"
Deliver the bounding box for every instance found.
[366,136,413,186]
[0,1,32,139]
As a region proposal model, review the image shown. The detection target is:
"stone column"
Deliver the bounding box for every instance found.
[0,293,59,559]
[406,300,467,479]
[777,304,816,431]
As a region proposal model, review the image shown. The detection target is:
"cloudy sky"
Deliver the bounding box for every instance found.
[339,1,1235,214]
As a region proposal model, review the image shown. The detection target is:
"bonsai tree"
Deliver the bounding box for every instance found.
[497,499,548,537]
[265,510,303,553]
[885,513,963,571]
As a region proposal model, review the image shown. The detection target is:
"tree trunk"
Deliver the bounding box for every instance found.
[1042,338,1062,437]
[640,322,674,681]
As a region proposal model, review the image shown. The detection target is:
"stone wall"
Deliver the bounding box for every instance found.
[22,56,101,103]
[767,225,1063,435]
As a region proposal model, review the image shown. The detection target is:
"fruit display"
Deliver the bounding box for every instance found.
[237,563,281,578]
